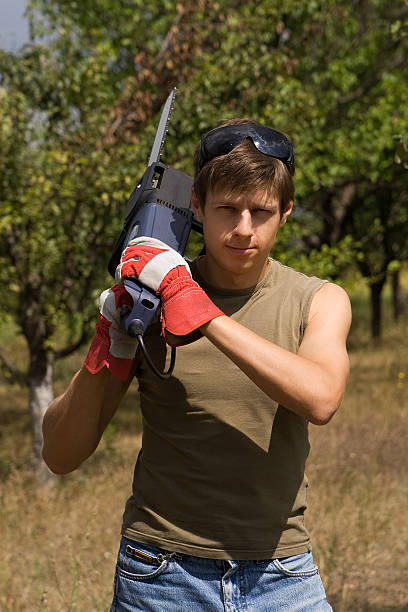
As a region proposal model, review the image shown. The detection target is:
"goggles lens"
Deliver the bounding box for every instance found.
[199,124,294,175]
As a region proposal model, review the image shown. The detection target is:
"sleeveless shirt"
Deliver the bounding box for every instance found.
[121,257,326,560]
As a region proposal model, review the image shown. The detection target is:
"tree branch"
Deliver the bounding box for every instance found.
[0,347,28,386]
[53,326,89,361]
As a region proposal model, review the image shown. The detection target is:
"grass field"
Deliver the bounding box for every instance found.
[0,282,407,611]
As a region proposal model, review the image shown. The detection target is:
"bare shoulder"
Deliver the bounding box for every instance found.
[308,283,351,333]
[313,280,350,302]
[299,282,351,371]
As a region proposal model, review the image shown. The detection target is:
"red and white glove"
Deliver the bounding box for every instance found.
[84,284,138,380]
[115,237,223,345]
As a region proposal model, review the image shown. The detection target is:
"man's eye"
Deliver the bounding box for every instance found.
[254,208,272,214]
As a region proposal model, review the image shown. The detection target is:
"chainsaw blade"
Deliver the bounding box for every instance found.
[148,88,177,166]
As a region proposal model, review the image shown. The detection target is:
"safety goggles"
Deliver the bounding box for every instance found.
[198,123,295,175]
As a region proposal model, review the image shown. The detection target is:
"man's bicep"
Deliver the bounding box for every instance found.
[298,283,351,387]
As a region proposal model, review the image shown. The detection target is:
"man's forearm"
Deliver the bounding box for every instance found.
[200,315,348,425]
[42,366,129,474]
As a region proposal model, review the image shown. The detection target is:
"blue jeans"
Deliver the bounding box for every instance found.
[110,537,332,611]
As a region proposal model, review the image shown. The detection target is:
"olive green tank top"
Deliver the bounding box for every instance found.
[122,258,326,560]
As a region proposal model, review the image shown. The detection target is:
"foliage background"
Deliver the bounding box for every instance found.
[0,0,407,609]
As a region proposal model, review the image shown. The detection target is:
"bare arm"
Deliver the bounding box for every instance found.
[42,364,135,474]
[199,282,351,425]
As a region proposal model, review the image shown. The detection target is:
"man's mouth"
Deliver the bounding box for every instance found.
[226,245,255,254]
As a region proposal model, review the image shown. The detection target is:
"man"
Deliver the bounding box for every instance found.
[42,120,351,611]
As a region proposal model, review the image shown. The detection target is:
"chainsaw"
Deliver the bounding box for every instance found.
[108,89,202,378]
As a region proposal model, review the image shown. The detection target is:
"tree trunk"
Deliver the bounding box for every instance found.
[28,350,57,483]
[370,279,385,340]
[392,269,405,321]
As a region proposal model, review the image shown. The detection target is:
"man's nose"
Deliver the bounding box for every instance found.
[234,210,253,237]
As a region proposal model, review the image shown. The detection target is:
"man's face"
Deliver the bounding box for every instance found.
[192,186,293,288]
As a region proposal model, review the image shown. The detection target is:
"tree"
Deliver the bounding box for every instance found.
[168,0,407,337]
[0,45,142,477]
[0,0,212,476]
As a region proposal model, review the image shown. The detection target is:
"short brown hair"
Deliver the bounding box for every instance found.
[193,119,295,216]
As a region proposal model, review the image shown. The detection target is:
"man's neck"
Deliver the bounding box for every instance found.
[198,255,270,291]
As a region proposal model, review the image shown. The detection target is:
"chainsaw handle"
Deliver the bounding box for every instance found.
[122,279,176,379]
[123,279,160,337]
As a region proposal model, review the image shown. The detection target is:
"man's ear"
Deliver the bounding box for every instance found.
[191,188,204,223]
[279,200,293,227]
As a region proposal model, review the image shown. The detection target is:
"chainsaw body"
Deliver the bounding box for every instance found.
[108,162,194,337]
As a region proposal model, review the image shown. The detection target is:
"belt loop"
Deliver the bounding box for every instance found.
[157,551,182,563]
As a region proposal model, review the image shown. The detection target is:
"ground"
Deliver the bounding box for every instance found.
[0,283,407,611]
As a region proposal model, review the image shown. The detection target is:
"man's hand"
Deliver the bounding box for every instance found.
[116,237,223,346]
[84,284,139,380]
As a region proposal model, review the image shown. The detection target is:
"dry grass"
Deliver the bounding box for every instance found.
[1,288,407,611]
[0,376,141,612]
[308,315,408,611]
